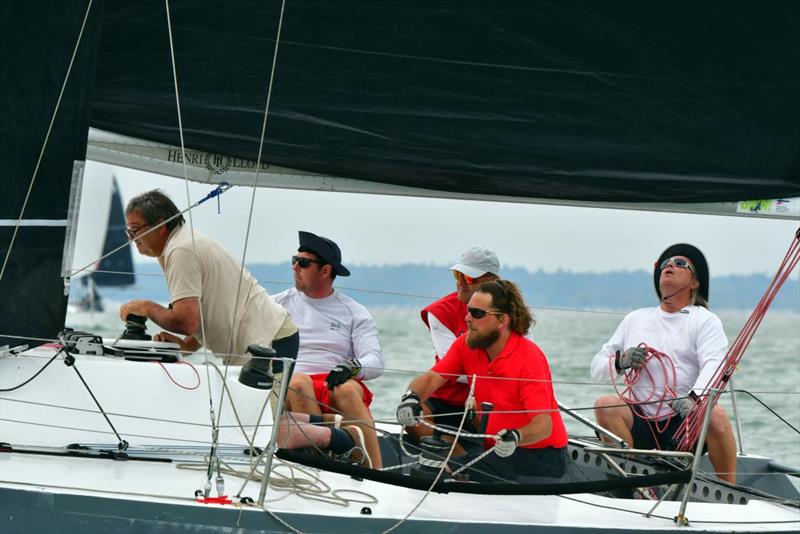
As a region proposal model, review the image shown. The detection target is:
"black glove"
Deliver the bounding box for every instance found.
[325,359,362,390]
[494,428,521,458]
[396,391,422,427]
[616,346,646,371]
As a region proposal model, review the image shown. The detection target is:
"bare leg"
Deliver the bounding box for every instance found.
[705,406,737,484]
[329,380,383,469]
[285,373,323,415]
[276,412,331,449]
[594,394,634,446]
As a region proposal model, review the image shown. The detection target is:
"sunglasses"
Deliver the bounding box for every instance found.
[453,270,481,285]
[659,256,695,273]
[292,255,325,269]
[467,306,504,319]
[126,224,149,240]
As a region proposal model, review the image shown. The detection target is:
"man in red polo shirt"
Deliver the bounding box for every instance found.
[397,280,569,481]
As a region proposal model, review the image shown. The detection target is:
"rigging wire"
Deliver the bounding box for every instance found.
[0,0,94,283]
[0,349,63,392]
[163,0,220,498]
[674,229,800,451]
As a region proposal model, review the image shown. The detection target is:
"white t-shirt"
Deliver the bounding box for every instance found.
[159,225,295,359]
[426,313,458,359]
[590,305,728,418]
[272,287,384,380]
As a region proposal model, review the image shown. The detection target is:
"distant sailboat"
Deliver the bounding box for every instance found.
[68,174,135,314]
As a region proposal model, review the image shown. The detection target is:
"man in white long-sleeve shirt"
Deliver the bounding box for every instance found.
[273,231,384,468]
[590,243,736,483]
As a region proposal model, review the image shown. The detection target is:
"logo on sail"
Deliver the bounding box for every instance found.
[204,153,232,175]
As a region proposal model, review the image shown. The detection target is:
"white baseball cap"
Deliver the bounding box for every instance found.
[450,245,500,278]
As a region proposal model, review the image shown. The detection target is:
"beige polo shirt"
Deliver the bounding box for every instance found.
[158,224,296,360]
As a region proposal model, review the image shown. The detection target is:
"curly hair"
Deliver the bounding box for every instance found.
[475,279,534,335]
[126,189,185,231]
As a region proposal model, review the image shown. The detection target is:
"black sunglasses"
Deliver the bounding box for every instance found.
[467,306,504,319]
[126,224,150,240]
[292,255,326,269]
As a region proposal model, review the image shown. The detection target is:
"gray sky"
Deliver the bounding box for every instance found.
[85,161,799,277]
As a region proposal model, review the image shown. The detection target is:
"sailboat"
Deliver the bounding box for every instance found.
[1,2,798,532]
[68,173,135,315]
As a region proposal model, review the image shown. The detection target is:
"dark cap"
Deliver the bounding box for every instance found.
[653,243,709,303]
[298,231,350,277]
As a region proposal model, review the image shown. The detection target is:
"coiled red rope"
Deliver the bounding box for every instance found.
[609,343,678,434]
[673,228,800,451]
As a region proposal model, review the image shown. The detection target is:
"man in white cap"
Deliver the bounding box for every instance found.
[408,245,500,447]
[273,231,384,469]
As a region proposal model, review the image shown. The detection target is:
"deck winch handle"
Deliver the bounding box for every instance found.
[478,402,494,434]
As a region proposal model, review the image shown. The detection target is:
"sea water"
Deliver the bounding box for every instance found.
[67,306,800,468]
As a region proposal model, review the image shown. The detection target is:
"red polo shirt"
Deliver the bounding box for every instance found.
[431,332,568,450]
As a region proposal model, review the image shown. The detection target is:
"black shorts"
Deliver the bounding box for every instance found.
[425,397,476,433]
[451,446,568,483]
[630,409,709,453]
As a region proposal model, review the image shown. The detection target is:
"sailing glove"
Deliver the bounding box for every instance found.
[671,397,696,418]
[617,346,646,371]
[494,429,521,458]
[396,391,422,427]
[325,359,362,390]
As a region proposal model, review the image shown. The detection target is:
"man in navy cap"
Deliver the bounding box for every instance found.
[273,231,384,469]
[590,243,737,483]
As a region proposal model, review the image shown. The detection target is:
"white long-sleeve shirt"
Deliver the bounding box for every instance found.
[590,305,728,418]
[272,288,384,380]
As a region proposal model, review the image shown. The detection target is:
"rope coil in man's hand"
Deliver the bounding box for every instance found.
[609,343,678,433]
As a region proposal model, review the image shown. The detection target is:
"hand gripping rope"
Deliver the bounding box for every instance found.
[609,344,679,436]
[672,228,800,451]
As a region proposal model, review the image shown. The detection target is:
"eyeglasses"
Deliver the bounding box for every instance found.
[467,307,504,319]
[659,256,695,273]
[292,255,325,269]
[453,270,481,285]
[126,224,149,240]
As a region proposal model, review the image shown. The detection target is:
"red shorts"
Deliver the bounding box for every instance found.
[309,373,374,414]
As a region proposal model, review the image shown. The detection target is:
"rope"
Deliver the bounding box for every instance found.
[674,228,800,451]
[155,361,200,390]
[608,344,678,435]
[380,375,478,534]
[0,0,95,282]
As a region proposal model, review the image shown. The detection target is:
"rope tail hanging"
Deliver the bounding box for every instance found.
[673,228,800,451]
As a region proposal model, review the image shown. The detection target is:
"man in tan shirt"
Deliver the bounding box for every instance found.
[119,190,298,367]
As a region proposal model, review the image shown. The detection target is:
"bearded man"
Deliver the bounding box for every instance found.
[396,280,568,482]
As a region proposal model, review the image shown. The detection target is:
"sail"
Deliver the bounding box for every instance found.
[92,177,135,287]
[0,3,101,348]
[88,2,800,203]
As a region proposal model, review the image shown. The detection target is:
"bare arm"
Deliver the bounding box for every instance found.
[120,297,200,336]
[405,371,448,403]
[153,331,202,353]
[513,413,553,446]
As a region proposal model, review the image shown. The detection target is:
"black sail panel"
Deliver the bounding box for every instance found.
[0,2,100,348]
[89,1,800,203]
[93,177,135,288]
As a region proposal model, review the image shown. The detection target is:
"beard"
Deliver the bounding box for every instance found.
[466,327,500,349]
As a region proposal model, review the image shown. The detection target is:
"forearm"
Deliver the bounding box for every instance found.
[515,413,553,447]
[406,371,447,403]
[144,302,193,334]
